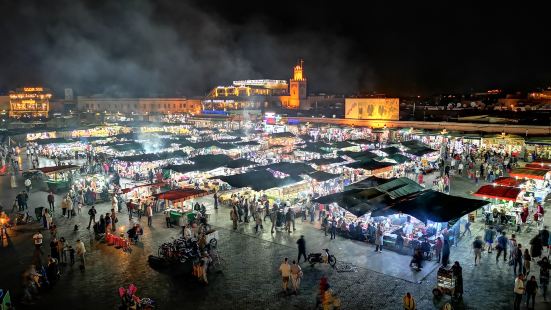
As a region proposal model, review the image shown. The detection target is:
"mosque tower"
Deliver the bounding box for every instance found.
[288,59,307,109]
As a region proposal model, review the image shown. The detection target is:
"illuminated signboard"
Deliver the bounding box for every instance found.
[344,98,399,121]
[232,80,287,88]
[23,87,44,92]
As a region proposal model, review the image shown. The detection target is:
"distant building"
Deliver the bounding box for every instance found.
[76,97,202,115]
[344,98,400,120]
[9,87,52,118]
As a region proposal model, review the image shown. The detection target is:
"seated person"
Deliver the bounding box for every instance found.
[409,249,423,269]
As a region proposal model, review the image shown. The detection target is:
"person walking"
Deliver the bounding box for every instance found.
[47,191,55,213]
[523,249,532,276]
[403,292,416,310]
[279,257,291,294]
[254,212,263,233]
[537,256,550,302]
[473,236,484,266]
[231,206,238,231]
[270,207,277,234]
[442,239,451,267]
[137,200,143,221]
[435,237,443,263]
[463,220,472,238]
[374,225,383,253]
[297,235,307,263]
[322,215,329,237]
[213,192,218,210]
[513,273,525,310]
[330,217,337,240]
[111,209,118,232]
[67,196,74,219]
[146,204,153,227]
[32,230,43,254]
[75,239,86,270]
[87,205,97,229]
[525,275,538,309]
[290,260,302,294]
[451,261,463,298]
[514,244,524,276]
[165,210,172,228]
[496,231,508,263]
[24,178,32,194]
[484,226,496,253]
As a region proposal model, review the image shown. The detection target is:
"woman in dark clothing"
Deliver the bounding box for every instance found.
[538,257,550,301]
[451,261,463,298]
[525,276,538,309]
[530,235,543,259]
[441,239,451,267]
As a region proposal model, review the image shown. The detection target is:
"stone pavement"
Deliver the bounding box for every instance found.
[0,154,550,309]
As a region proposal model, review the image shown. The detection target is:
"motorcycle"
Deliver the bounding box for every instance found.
[118,284,156,310]
[307,249,337,267]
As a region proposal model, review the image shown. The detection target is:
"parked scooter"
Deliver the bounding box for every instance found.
[307,248,337,267]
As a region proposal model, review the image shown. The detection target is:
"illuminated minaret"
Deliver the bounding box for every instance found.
[288,59,307,109]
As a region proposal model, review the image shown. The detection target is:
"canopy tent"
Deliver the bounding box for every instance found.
[214,170,302,191]
[217,137,242,142]
[306,171,340,182]
[524,163,551,170]
[346,176,395,189]
[400,140,428,149]
[493,177,526,187]
[371,190,488,223]
[330,141,355,149]
[37,165,80,175]
[350,139,375,145]
[379,146,401,155]
[525,137,551,146]
[115,150,188,162]
[345,159,396,171]
[226,158,257,169]
[509,168,550,180]
[308,157,347,166]
[121,182,166,194]
[300,143,332,154]
[189,141,228,150]
[473,185,521,201]
[403,146,438,157]
[260,162,315,176]
[233,141,260,146]
[379,153,411,164]
[110,141,146,152]
[153,188,208,202]
[36,137,75,145]
[165,154,232,174]
[269,132,296,138]
[313,189,362,204]
[375,177,424,199]
[339,150,378,160]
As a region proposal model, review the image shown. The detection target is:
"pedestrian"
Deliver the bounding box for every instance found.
[463,220,472,237]
[47,191,55,212]
[322,215,329,236]
[254,212,263,233]
[309,204,315,223]
[32,230,43,254]
[509,234,518,261]
[441,239,451,267]
[472,236,484,266]
[451,261,463,298]
[68,246,75,265]
[330,217,337,240]
[165,210,172,228]
[290,260,302,294]
[50,237,59,260]
[403,292,416,310]
[374,225,383,253]
[24,178,32,193]
[75,239,86,270]
[514,244,524,275]
[435,237,443,263]
[270,207,277,234]
[513,273,525,310]
[523,249,532,276]
[105,212,112,232]
[297,235,307,263]
[484,226,496,253]
[58,237,66,264]
[279,257,291,294]
[530,234,543,259]
[67,196,74,219]
[146,204,153,227]
[541,226,550,254]
[496,231,508,263]
[111,209,118,232]
[137,200,143,220]
[213,192,218,210]
[230,206,238,231]
[525,275,538,309]
[537,256,550,302]
[87,205,97,229]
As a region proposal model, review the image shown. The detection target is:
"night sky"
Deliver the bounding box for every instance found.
[1,0,549,97]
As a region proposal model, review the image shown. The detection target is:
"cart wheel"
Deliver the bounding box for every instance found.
[209,238,217,249]
[432,288,443,298]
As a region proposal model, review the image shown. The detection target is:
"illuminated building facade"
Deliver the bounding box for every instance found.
[345,98,400,121]
[284,59,307,109]
[9,87,52,117]
[203,79,288,111]
[77,97,202,115]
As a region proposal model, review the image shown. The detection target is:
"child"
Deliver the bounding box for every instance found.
[68,246,75,265]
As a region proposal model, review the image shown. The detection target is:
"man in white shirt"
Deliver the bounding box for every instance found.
[32,230,43,253]
[513,273,525,310]
[279,257,291,293]
[75,239,87,269]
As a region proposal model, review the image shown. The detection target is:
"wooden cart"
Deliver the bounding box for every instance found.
[433,267,456,297]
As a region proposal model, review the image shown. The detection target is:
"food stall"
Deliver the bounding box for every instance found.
[509,167,551,203]
[35,165,80,192]
[153,189,209,225]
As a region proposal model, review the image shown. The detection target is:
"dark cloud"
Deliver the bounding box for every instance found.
[0,1,550,97]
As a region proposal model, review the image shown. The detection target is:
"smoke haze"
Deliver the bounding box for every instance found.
[0,0,368,97]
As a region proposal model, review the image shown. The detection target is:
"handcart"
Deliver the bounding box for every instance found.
[433,267,456,298]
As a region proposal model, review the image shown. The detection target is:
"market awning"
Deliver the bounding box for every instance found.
[379,146,401,155]
[381,153,411,164]
[346,176,395,189]
[376,177,424,199]
[345,159,396,171]
[524,163,551,170]
[153,189,208,202]
[350,139,375,145]
[308,157,347,166]
[306,171,340,182]
[214,170,302,191]
[269,132,296,138]
[121,182,166,194]
[473,185,521,201]
[37,165,80,174]
[371,190,489,223]
[493,177,525,187]
[509,168,550,180]
[116,150,187,162]
[338,150,378,160]
[36,137,75,145]
[403,146,438,157]
[330,141,355,149]
[166,154,232,174]
[226,158,257,169]
[260,162,315,176]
